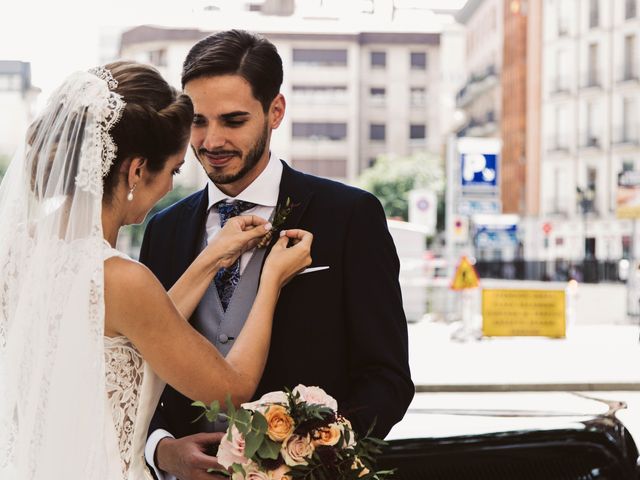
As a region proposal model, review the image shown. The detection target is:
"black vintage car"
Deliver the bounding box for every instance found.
[379,392,640,479]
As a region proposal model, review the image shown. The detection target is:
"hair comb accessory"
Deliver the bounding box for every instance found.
[88,66,118,90]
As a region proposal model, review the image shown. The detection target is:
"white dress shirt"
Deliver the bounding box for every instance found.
[145,153,283,480]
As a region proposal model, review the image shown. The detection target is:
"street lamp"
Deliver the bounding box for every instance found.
[577,185,596,281]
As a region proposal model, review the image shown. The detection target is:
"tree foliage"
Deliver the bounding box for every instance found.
[358,152,444,223]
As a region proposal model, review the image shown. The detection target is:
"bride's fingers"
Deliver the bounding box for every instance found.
[280,229,313,247]
[234,214,268,230]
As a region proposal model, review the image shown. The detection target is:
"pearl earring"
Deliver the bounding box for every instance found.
[127,184,137,202]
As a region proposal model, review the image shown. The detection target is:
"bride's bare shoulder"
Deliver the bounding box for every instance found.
[104,256,165,300]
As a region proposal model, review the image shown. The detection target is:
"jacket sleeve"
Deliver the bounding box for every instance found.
[340,192,414,439]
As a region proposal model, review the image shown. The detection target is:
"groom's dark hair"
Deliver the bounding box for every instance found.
[182,29,283,112]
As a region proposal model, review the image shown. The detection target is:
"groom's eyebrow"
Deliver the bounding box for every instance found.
[220,111,250,120]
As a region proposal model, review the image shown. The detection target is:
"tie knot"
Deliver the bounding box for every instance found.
[215,200,257,226]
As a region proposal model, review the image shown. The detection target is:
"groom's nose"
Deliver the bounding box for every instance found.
[202,125,226,151]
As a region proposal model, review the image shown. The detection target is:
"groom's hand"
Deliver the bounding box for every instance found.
[156,432,227,480]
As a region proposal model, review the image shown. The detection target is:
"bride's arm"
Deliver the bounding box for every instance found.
[104,230,312,405]
[167,215,270,320]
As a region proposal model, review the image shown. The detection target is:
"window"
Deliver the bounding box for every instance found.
[410,52,427,70]
[292,158,347,178]
[291,85,347,103]
[624,34,637,80]
[292,49,348,66]
[626,0,637,19]
[0,74,20,91]
[369,87,386,105]
[410,124,427,140]
[148,49,167,67]
[589,0,599,28]
[410,87,426,107]
[292,122,347,141]
[623,160,635,172]
[370,123,386,141]
[587,43,599,86]
[623,98,636,142]
[370,51,386,68]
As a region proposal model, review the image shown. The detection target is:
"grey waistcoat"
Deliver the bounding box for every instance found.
[191,232,266,432]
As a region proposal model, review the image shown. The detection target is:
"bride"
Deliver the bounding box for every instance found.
[0,61,312,480]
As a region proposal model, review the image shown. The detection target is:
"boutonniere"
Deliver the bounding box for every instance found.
[257,197,299,248]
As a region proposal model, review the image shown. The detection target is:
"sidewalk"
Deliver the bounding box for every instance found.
[408,320,640,391]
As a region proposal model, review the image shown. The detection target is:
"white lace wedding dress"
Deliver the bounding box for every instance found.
[104,244,166,480]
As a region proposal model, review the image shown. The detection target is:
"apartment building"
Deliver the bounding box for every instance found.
[537,0,640,262]
[118,8,462,185]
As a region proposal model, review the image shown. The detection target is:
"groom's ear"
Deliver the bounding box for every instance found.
[268,94,286,130]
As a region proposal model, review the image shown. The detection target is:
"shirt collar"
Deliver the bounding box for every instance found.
[207,152,282,211]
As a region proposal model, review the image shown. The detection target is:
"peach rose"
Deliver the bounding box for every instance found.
[293,385,338,410]
[312,423,341,446]
[265,405,295,442]
[217,426,249,469]
[281,434,314,466]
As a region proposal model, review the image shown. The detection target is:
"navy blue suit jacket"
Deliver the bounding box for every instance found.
[140,161,414,440]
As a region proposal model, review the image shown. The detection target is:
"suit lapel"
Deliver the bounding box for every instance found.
[174,186,209,277]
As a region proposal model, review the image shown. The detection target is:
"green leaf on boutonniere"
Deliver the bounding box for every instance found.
[256,196,300,248]
[243,429,265,459]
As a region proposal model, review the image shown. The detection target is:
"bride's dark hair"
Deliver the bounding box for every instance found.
[103,61,194,199]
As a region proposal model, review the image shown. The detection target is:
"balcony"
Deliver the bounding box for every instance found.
[578,132,603,150]
[544,198,570,217]
[580,69,602,89]
[455,64,499,108]
[546,135,571,154]
[612,124,640,146]
[550,75,571,95]
[617,63,639,83]
[458,110,498,137]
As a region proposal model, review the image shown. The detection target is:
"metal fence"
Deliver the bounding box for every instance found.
[474,259,622,284]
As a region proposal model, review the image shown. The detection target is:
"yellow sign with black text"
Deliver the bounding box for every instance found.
[482,289,566,337]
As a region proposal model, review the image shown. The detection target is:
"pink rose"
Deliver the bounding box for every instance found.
[217,426,249,468]
[231,462,271,480]
[281,434,314,466]
[292,385,338,411]
[242,391,288,411]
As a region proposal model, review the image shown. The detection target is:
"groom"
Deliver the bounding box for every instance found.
[140,29,413,480]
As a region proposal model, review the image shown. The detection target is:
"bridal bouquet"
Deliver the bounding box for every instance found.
[193,385,393,479]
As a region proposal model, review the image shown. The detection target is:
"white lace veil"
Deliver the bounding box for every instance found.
[0,69,125,479]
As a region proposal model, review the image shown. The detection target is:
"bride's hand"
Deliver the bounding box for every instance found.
[205,215,272,270]
[261,229,313,287]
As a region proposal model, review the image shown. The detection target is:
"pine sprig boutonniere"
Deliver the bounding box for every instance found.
[257,197,299,248]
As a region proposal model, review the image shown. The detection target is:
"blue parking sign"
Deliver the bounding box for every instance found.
[461,153,498,188]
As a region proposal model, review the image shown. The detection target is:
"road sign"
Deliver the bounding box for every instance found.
[482,289,566,337]
[408,189,437,235]
[451,256,480,290]
[542,222,552,235]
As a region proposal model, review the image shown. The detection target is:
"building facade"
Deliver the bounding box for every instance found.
[536,0,640,263]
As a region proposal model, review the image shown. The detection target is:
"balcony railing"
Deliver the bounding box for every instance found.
[455,64,499,107]
[546,135,571,153]
[578,133,602,149]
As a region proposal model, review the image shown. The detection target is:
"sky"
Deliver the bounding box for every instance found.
[1,0,467,97]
